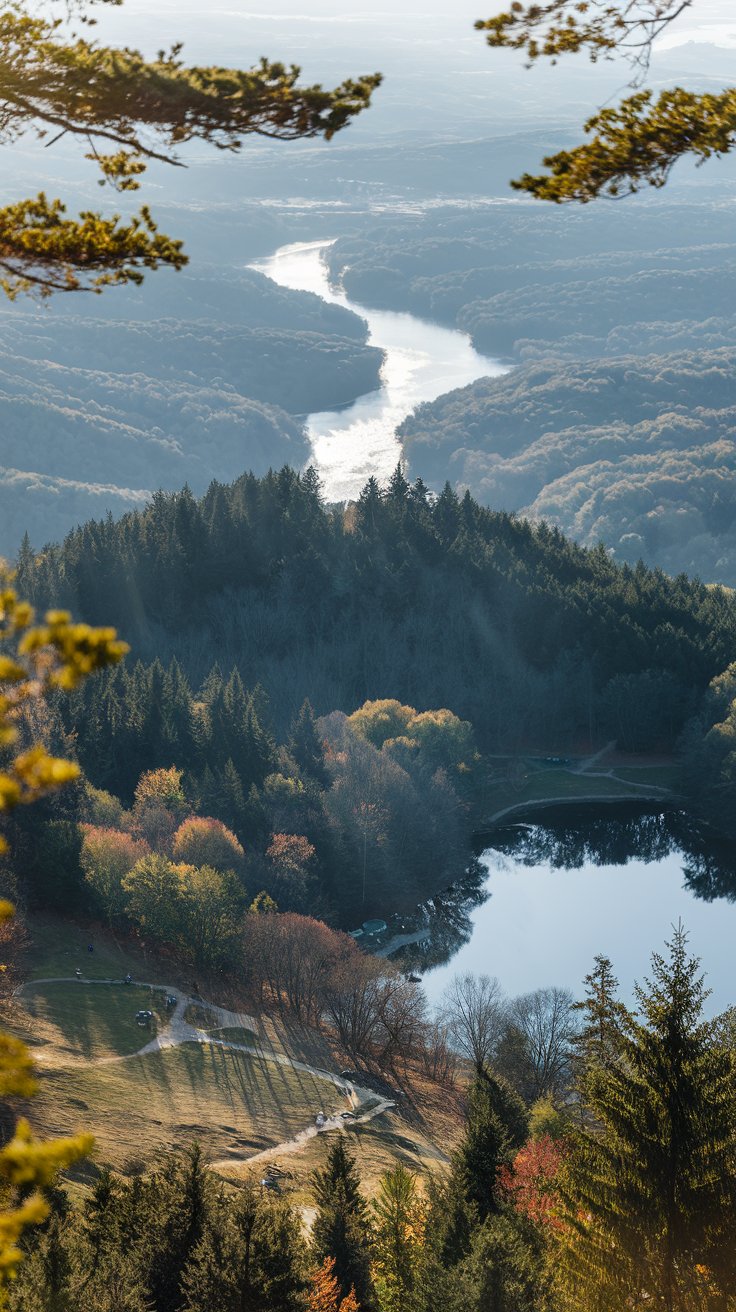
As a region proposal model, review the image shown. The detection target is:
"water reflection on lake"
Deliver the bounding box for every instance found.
[410,806,736,1014]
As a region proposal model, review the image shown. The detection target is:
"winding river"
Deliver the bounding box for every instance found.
[250,240,508,501]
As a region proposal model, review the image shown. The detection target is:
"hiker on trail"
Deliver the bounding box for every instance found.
[75,968,82,979]
[124,974,132,985]
[87,943,94,954]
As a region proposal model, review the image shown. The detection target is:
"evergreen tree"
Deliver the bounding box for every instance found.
[312,1138,374,1308]
[572,954,630,1091]
[247,1195,309,1312]
[0,6,378,297]
[371,1165,426,1312]
[483,1070,529,1153]
[386,463,410,510]
[453,1213,549,1312]
[80,1167,122,1275]
[9,1214,73,1312]
[147,1145,211,1312]
[555,928,736,1311]
[452,1071,522,1225]
[289,700,330,788]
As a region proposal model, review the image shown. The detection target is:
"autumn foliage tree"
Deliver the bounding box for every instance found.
[80,824,150,922]
[265,832,316,910]
[173,815,244,871]
[132,766,187,851]
[133,766,187,815]
[498,1134,568,1231]
[308,1258,360,1312]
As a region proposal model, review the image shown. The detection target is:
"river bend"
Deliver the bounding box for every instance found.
[250,240,508,501]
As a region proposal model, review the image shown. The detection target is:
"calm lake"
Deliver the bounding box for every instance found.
[250,239,508,501]
[416,806,736,1015]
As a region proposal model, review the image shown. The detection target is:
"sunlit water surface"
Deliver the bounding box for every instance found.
[250,239,508,500]
[417,810,736,1014]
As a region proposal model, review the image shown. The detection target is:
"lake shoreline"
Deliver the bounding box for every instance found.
[477,790,683,836]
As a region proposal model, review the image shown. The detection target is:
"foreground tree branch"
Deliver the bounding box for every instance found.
[512,86,736,201]
[0,2,381,294]
[476,1,694,74]
[476,1,736,200]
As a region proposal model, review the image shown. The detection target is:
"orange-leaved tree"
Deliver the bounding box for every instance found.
[309,1257,360,1312]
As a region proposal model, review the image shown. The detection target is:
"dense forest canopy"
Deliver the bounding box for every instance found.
[14,467,736,758]
[324,202,736,582]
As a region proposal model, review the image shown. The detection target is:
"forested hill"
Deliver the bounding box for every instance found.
[399,350,736,581]
[0,269,381,555]
[17,468,736,754]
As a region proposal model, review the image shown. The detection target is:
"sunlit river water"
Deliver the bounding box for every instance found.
[250,239,508,501]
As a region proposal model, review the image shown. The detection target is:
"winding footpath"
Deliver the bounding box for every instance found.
[17,977,396,1170]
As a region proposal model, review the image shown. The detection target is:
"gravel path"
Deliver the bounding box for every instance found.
[18,976,395,1166]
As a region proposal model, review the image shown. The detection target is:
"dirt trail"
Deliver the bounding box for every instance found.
[18,976,395,1167]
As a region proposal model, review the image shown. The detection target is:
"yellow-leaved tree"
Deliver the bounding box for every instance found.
[0,562,127,1300]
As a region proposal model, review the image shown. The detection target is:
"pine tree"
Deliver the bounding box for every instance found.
[216,760,247,834]
[179,1198,238,1312]
[433,483,461,545]
[147,1145,211,1312]
[312,1138,374,1308]
[386,463,410,510]
[355,477,383,537]
[452,1070,521,1224]
[8,1213,73,1312]
[80,1167,122,1276]
[453,1213,549,1312]
[555,928,736,1311]
[289,700,330,788]
[246,1197,309,1312]
[370,1165,426,1312]
[240,702,277,793]
[572,954,630,1095]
